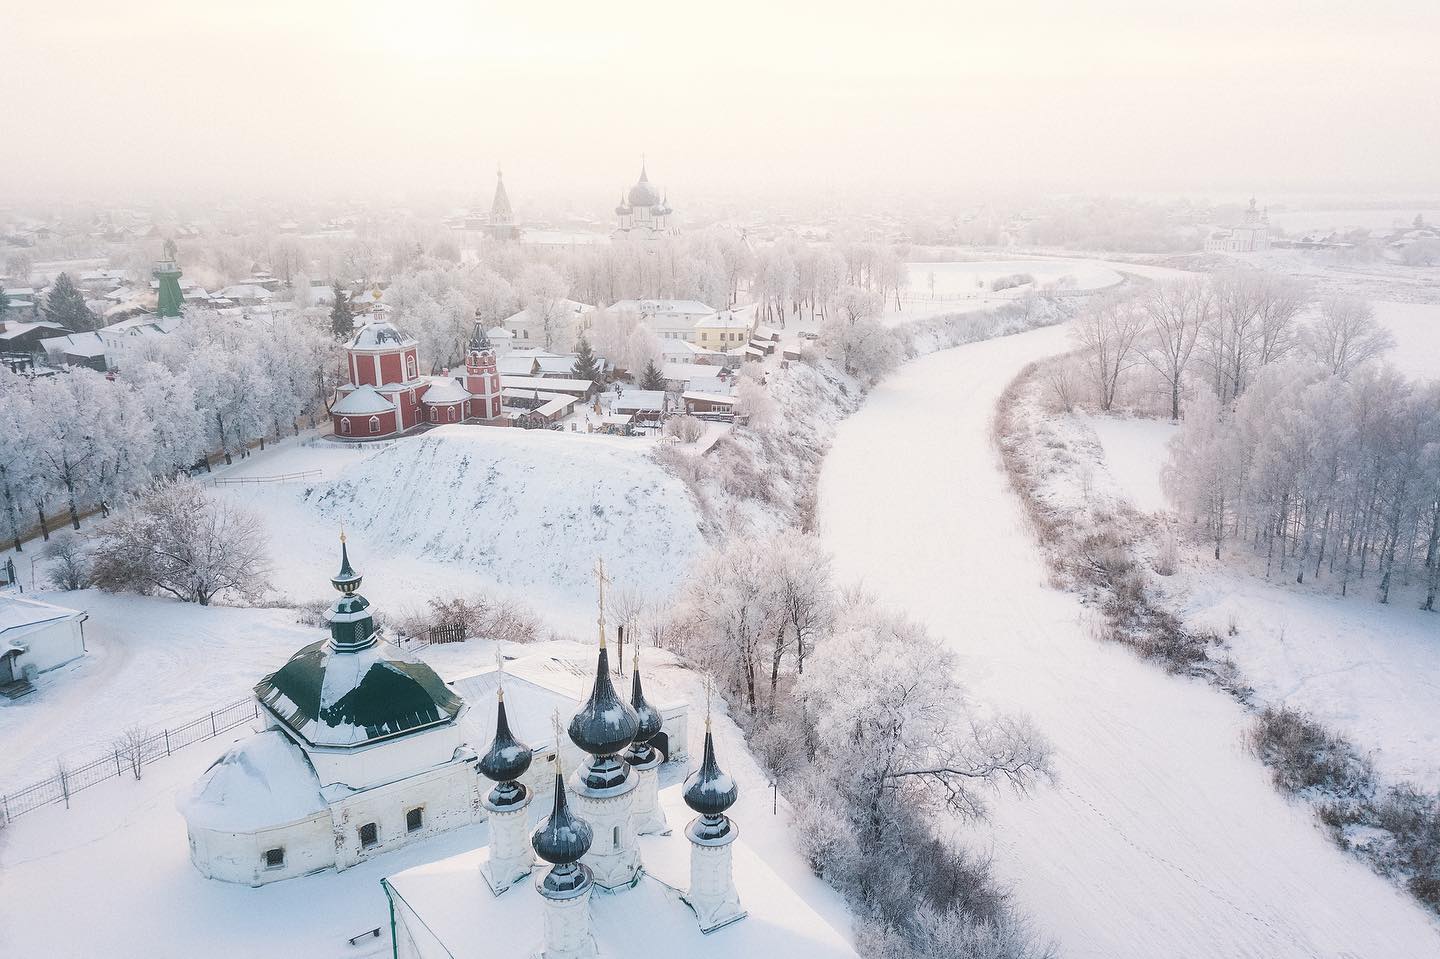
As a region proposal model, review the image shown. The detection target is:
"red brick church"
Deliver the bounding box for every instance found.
[330,319,504,440]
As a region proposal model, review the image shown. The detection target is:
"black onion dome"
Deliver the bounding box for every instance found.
[479,696,532,784]
[532,772,593,866]
[332,539,361,594]
[631,668,662,745]
[684,726,738,819]
[568,645,639,757]
[468,321,491,352]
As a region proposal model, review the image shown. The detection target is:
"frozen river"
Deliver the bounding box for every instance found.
[816,324,1440,957]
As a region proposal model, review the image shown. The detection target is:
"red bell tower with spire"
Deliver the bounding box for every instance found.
[465,317,502,421]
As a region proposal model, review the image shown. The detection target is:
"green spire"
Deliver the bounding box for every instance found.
[154,237,184,318]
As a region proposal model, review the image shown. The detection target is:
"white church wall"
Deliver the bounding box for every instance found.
[306,724,465,791]
[330,758,483,871]
[185,811,335,886]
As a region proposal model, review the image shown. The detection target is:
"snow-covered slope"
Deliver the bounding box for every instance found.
[818,324,1440,957]
[308,425,705,606]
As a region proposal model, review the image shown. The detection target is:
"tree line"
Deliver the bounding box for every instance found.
[0,312,340,550]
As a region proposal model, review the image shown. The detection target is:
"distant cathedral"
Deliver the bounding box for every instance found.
[614,160,676,241]
[1205,197,1270,253]
[484,167,521,242]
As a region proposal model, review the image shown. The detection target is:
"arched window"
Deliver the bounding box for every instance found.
[368,416,380,434]
[448,406,457,422]
[340,417,351,435]
[612,825,620,849]
[429,407,437,423]
[406,354,417,380]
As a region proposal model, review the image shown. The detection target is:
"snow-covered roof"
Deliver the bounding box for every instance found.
[501,375,594,394]
[611,298,714,316]
[695,309,754,329]
[346,320,416,351]
[384,786,858,958]
[500,299,596,325]
[498,355,540,376]
[39,332,108,358]
[0,595,84,641]
[215,284,273,301]
[0,320,67,340]
[176,730,327,833]
[611,389,666,412]
[254,634,464,749]
[663,362,729,382]
[331,385,396,415]
[485,326,513,339]
[683,391,736,406]
[422,377,469,405]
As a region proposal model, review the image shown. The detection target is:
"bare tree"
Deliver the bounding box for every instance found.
[1074,292,1148,411]
[89,478,271,605]
[608,584,647,675]
[1141,279,1210,421]
[1301,295,1394,376]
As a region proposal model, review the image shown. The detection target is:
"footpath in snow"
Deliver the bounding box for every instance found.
[817,323,1440,958]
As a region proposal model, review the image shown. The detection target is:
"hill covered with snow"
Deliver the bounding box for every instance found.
[306,425,705,605]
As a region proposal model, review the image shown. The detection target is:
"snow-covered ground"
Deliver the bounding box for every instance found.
[818,324,1440,957]
[889,258,1125,325]
[1074,414,1176,514]
[0,640,852,958]
[1067,407,1440,791]
[1371,300,1440,381]
[0,425,705,785]
[307,425,705,613]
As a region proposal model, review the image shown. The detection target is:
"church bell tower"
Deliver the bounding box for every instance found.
[465,317,502,420]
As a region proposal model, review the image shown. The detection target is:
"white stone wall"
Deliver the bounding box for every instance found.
[303,723,465,790]
[185,812,334,886]
[331,758,483,871]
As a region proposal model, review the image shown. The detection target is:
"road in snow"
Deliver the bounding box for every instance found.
[817,324,1440,958]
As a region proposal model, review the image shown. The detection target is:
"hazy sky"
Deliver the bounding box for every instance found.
[5,0,1438,204]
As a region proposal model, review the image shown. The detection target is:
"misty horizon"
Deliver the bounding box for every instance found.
[5,0,1439,204]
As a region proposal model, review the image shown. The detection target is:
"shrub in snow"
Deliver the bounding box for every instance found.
[43,536,91,591]
[663,414,705,444]
[990,272,1035,292]
[88,478,271,606]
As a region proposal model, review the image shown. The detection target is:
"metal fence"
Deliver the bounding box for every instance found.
[0,698,259,827]
[210,469,322,487]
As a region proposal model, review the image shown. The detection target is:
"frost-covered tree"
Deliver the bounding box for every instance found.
[1300,295,1394,377]
[89,478,270,605]
[1074,291,1147,411]
[519,262,573,351]
[1141,279,1210,421]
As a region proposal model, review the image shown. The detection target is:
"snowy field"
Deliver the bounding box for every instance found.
[818,324,1440,957]
[0,426,705,785]
[885,257,1125,325]
[1069,410,1440,790]
[1371,300,1440,381]
[0,640,851,959]
[1266,207,1440,234]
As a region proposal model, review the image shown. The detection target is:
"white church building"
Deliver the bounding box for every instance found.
[380,568,858,959]
[1204,197,1271,252]
[177,545,688,887]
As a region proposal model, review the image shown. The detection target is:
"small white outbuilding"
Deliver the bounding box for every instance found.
[0,594,87,692]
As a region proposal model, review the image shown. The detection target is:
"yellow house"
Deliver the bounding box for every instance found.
[694,307,754,347]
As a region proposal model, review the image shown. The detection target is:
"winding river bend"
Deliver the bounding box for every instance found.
[817,324,1439,958]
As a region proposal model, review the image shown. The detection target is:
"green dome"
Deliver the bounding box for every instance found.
[254,637,464,748]
[254,539,464,748]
